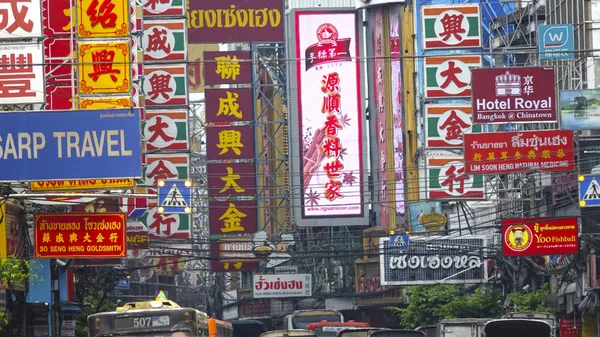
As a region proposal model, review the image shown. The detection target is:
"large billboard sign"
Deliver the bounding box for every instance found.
[34,213,127,258]
[463,130,574,175]
[471,67,557,124]
[380,236,487,285]
[0,108,142,181]
[560,89,600,130]
[0,44,45,104]
[292,10,366,221]
[187,0,284,43]
[502,217,578,256]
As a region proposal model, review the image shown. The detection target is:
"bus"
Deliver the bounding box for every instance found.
[483,319,552,337]
[230,319,268,337]
[283,311,344,330]
[209,318,234,337]
[260,330,317,337]
[89,300,209,337]
[307,321,370,337]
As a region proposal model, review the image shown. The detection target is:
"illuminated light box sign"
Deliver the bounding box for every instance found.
[0,108,142,181]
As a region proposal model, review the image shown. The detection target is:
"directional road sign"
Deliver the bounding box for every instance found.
[579,174,600,207]
[389,234,409,251]
[115,277,130,290]
[157,179,192,214]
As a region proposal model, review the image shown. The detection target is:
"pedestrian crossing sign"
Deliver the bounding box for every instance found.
[157,179,192,214]
[579,175,600,207]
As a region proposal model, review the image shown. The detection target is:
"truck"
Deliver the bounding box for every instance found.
[500,312,556,337]
[483,319,552,337]
[436,318,493,337]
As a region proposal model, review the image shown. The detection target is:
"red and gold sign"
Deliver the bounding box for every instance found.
[204,88,254,123]
[203,51,253,85]
[502,217,578,257]
[208,200,257,235]
[77,41,131,94]
[206,163,257,197]
[77,0,129,38]
[205,125,255,160]
[34,213,126,258]
[210,242,258,272]
[79,96,132,109]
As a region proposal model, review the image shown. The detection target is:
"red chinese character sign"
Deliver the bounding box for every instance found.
[471,67,557,124]
[142,19,186,62]
[205,125,255,160]
[463,130,574,175]
[294,11,365,219]
[142,154,189,193]
[502,217,578,256]
[77,0,129,38]
[423,55,481,99]
[204,88,254,123]
[0,44,45,104]
[426,155,484,199]
[0,0,42,39]
[140,207,190,240]
[421,4,482,50]
[208,200,257,235]
[207,163,257,197]
[204,51,253,85]
[143,64,188,106]
[143,110,189,151]
[43,0,74,36]
[425,105,482,148]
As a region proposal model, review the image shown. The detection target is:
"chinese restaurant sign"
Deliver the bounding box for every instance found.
[426,155,484,199]
[423,55,481,99]
[425,104,481,148]
[0,109,141,181]
[77,41,132,94]
[464,130,574,174]
[295,11,365,218]
[34,213,127,258]
[77,0,129,38]
[142,0,184,17]
[208,200,257,235]
[205,125,255,160]
[204,51,253,85]
[502,217,578,256]
[0,0,42,39]
[143,64,188,106]
[471,67,557,123]
[142,20,187,62]
[421,4,481,50]
[0,44,45,104]
[140,207,190,240]
[31,179,134,192]
[187,0,284,43]
[143,110,189,151]
[204,88,254,123]
[207,163,257,197]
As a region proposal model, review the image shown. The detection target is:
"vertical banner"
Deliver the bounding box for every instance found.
[292,10,366,225]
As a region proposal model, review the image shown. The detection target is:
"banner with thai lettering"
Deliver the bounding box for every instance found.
[294,11,365,219]
[34,213,127,259]
[204,51,253,85]
[560,318,582,337]
[502,217,578,256]
[210,242,259,272]
[464,130,574,174]
[30,179,134,192]
[380,236,487,285]
[187,0,284,43]
[253,274,312,298]
[205,88,254,123]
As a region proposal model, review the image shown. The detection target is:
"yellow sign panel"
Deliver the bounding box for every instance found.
[156,290,167,301]
[30,179,135,192]
[77,0,129,38]
[78,41,131,94]
[79,96,132,109]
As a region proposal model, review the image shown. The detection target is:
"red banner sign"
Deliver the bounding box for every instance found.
[464,130,574,174]
[205,125,255,160]
[502,217,578,256]
[210,242,258,272]
[34,213,127,259]
[560,319,581,337]
[204,51,253,85]
[208,200,258,236]
[204,88,254,123]
[207,163,257,197]
[471,67,557,124]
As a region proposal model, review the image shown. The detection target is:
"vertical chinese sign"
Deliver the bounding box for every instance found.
[420,4,485,203]
[0,0,44,106]
[139,0,190,268]
[291,10,367,227]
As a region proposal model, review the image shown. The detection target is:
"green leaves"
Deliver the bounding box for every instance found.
[0,256,42,331]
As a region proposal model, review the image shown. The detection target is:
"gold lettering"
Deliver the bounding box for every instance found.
[204,10,217,28]
[255,9,268,28]
[235,7,248,27]
[268,9,281,28]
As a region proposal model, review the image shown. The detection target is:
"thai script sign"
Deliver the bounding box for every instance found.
[421,4,482,50]
[31,179,134,192]
[204,51,253,85]
[559,318,581,337]
[295,11,365,219]
[426,155,484,199]
[0,44,45,104]
[187,0,284,43]
[253,274,312,298]
[380,236,487,285]
[464,130,574,174]
[204,88,254,123]
[0,0,42,39]
[552,172,578,206]
[34,213,127,258]
[219,237,258,262]
[210,242,258,272]
[77,0,129,38]
[0,108,141,181]
[502,217,578,256]
[423,55,481,99]
[471,67,557,123]
[425,104,481,148]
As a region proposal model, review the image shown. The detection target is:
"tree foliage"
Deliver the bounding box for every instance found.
[0,257,41,330]
[507,284,553,313]
[74,267,121,337]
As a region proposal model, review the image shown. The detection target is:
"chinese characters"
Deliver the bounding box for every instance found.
[321,72,345,201]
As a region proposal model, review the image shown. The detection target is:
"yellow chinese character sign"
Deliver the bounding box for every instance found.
[78,41,131,94]
[77,0,130,38]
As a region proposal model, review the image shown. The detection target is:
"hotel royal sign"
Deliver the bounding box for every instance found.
[78,41,132,94]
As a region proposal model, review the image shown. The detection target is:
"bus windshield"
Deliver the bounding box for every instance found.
[292,315,343,330]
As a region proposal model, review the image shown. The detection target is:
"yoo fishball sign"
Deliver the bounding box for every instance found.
[471,67,557,124]
[0,109,141,181]
[502,217,578,256]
